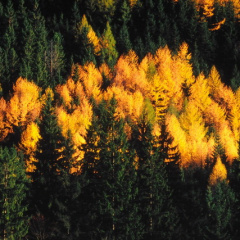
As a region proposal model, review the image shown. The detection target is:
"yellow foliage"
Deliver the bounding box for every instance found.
[179,101,212,166]
[114,51,149,95]
[209,156,227,185]
[174,42,195,89]
[189,73,211,112]
[78,63,103,101]
[166,113,189,166]
[99,63,113,80]
[20,122,41,154]
[78,15,101,54]
[0,98,11,141]
[104,86,144,123]
[219,123,238,163]
[208,66,222,92]
[7,77,42,127]
[205,101,226,129]
[19,122,41,173]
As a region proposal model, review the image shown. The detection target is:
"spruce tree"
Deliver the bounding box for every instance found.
[82,98,140,239]
[204,181,236,240]
[131,110,178,239]
[100,22,118,67]
[0,146,29,239]
[31,95,76,239]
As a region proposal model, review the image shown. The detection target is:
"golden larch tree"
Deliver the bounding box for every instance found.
[166,113,189,166]
[19,122,41,172]
[209,156,227,185]
[6,77,42,127]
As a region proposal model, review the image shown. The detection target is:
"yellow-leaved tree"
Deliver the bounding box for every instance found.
[179,101,214,166]
[0,98,11,141]
[6,77,42,127]
[114,50,148,95]
[209,156,227,185]
[19,122,41,172]
[166,113,189,166]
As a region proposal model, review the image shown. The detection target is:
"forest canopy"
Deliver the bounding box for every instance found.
[0,0,240,239]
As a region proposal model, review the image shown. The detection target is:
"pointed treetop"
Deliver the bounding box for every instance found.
[209,155,227,186]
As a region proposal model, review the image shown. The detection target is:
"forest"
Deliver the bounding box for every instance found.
[1,0,240,239]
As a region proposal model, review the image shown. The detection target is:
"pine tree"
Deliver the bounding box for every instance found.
[0,146,29,239]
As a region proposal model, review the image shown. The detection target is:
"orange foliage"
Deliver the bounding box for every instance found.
[129,0,138,7]
[189,73,212,112]
[77,63,103,102]
[19,122,41,172]
[218,123,238,163]
[209,156,227,185]
[103,86,144,123]
[179,101,214,166]
[209,18,226,31]
[114,50,148,95]
[6,77,42,127]
[166,113,189,166]
[0,98,11,141]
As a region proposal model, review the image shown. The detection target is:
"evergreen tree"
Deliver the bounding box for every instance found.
[30,0,49,87]
[82,98,140,239]
[74,17,97,65]
[204,181,236,240]
[45,32,66,87]
[0,146,29,239]
[131,109,178,239]
[100,22,118,67]
[31,95,77,239]
[0,0,19,95]
[176,166,208,239]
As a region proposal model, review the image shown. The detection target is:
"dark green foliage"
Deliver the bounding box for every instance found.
[74,25,96,65]
[82,98,140,239]
[204,181,236,240]
[131,113,178,239]
[175,166,208,239]
[0,146,29,239]
[0,0,240,239]
[31,95,77,239]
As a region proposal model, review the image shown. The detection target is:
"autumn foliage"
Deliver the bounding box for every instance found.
[0,42,238,174]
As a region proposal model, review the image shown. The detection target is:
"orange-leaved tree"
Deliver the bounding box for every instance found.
[208,155,227,185]
[19,122,41,173]
[6,77,42,128]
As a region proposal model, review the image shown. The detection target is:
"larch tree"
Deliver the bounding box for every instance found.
[6,77,42,128]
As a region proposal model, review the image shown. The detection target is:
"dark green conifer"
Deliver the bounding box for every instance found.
[204,181,236,240]
[82,98,140,239]
[31,95,76,239]
[131,104,178,240]
[0,146,29,239]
